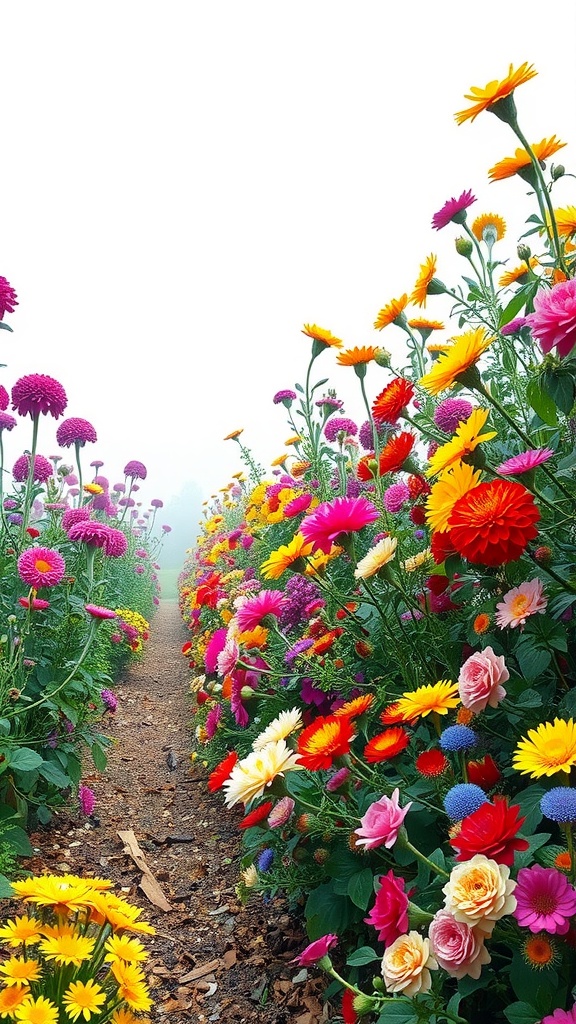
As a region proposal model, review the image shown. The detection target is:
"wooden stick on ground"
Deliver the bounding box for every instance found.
[117,829,173,912]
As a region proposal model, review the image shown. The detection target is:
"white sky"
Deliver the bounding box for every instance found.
[1,2,575,511]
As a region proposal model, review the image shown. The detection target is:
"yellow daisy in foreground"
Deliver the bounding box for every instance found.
[39,926,96,966]
[0,957,42,986]
[0,916,42,947]
[552,206,576,237]
[0,985,28,1017]
[498,258,539,287]
[513,718,576,778]
[426,461,482,532]
[354,536,398,580]
[395,680,460,722]
[301,324,343,348]
[455,62,537,125]
[374,295,408,330]
[261,534,314,580]
[426,408,497,477]
[471,213,506,242]
[410,254,437,308]
[111,962,153,1014]
[336,345,379,366]
[14,994,58,1024]
[62,980,106,1022]
[419,327,493,395]
[104,934,149,964]
[489,136,566,181]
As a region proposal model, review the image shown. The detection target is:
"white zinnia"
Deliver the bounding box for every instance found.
[252,708,303,751]
[222,739,303,808]
[354,536,397,580]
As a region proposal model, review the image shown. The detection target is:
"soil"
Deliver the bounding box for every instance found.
[15,600,338,1024]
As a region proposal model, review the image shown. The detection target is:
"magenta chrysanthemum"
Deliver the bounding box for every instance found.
[432,189,477,230]
[324,417,358,442]
[284,494,313,518]
[0,411,16,431]
[78,784,96,816]
[236,590,286,633]
[56,417,98,448]
[383,482,410,513]
[13,454,53,483]
[514,864,576,934]
[496,448,555,475]
[433,398,474,434]
[62,507,91,531]
[124,460,147,479]
[0,386,9,410]
[300,496,380,554]
[0,277,18,319]
[525,278,576,358]
[68,520,112,548]
[17,546,66,589]
[11,374,67,420]
[103,527,128,558]
[273,389,297,405]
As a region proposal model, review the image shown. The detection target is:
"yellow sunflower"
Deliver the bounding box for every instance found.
[426,409,497,477]
[410,255,437,308]
[489,136,566,181]
[260,534,315,580]
[513,718,576,778]
[419,328,493,395]
[374,295,408,330]
[336,345,379,366]
[426,461,482,532]
[471,213,506,243]
[455,62,537,125]
[395,680,460,722]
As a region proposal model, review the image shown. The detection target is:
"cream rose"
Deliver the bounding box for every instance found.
[381,930,438,997]
[442,854,516,935]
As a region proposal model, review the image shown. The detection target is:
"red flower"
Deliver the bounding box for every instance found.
[379,701,405,725]
[450,796,529,866]
[364,869,409,945]
[238,800,274,830]
[415,749,449,777]
[448,480,540,566]
[26,527,40,539]
[207,751,238,793]
[341,988,358,1024]
[364,728,410,764]
[196,572,223,608]
[372,378,414,424]
[311,629,343,655]
[378,432,416,475]
[297,715,355,771]
[407,475,431,499]
[431,530,458,564]
[466,754,501,790]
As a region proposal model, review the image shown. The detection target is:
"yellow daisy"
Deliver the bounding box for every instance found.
[513,718,576,778]
[110,1010,141,1024]
[426,461,482,532]
[552,206,576,237]
[13,995,58,1024]
[104,934,149,965]
[284,435,302,445]
[304,545,343,575]
[0,958,41,986]
[83,483,104,495]
[471,213,506,243]
[354,537,397,579]
[402,549,433,572]
[0,985,29,1017]
[270,454,289,467]
[374,295,408,330]
[39,927,96,966]
[455,62,538,125]
[0,916,42,947]
[301,324,343,348]
[410,254,437,308]
[426,409,497,477]
[111,962,153,1013]
[336,345,379,366]
[395,680,460,722]
[260,534,315,580]
[489,136,566,181]
[419,328,493,395]
[62,980,106,1022]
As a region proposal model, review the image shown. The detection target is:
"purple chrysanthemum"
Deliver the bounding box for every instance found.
[433,398,474,434]
[432,189,477,231]
[0,277,18,319]
[0,411,16,432]
[12,374,67,419]
[68,520,112,548]
[273,389,297,405]
[315,396,344,411]
[383,482,410,513]
[17,546,66,589]
[56,417,98,448]
[78,785,96,816]
[113,482,125,493]
[124,460,147,479]
[162,524,172,533]
[118,497,135,507]
[100,688,119,711]
[496,448,555,476]
[514,864,576,934]
[13,454,53,484]
[324,416,358,442]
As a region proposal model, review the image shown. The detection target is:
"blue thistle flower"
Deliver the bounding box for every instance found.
[540,787,576,824]
[444,783,488,821]
[257,848,274,873]
[440,725,478,752]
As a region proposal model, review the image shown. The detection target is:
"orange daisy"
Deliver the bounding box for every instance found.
[377,432,416,475]
[498,258,539,287]
[223,429,243,441]
[333,694,375,718]
[302,324,343,348]
[471,213,506,243]
[419,327,493,395]
[379,701,405,725]
[291,460,312,478]
[374,295,408,330]
[489,136,566,181]
[363,727,410,763]
[297,715,356,771]
[455,62,537,125]
[336,345,379,366]
[408,318,445,332]
[410,254,437,308]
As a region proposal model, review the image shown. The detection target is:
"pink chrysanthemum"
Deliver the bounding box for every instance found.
[0,411,17,431]
[12,374,67,419]
[67,520,111,548]
[300,496,380,554]
[383,482,410,513]
[17,546,66,589]
[496,448,554,475]
[525,278,576,358]
[13,454,53,484]
[236,590,286,632]
[56,417,98,447]
[103,527,128,558]
[284,493,313,518]
[0,386,8,410]
[541,1006,576,1024]
[495,578,547,629]
[78,784,96,816]
[124,460,147,479]
[85,604,117,619]
[19,596,51,611]
[432,189,477,230]
[514,864,576,934]
[324,417,358,442]
[62,507,91,531]
[433,398,474,434]
[0,276,18,319]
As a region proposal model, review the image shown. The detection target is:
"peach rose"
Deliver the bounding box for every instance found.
[442,854,516,935]
[428,909,491,979]
[457,647,509,713]
[381,930,438,997]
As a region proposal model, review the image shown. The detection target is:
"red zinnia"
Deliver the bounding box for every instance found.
[372,378,415,425]
[450,796,529,866]
[364,727,410,764]
[466,754,501,790]
[378,432,416,476]
[238,800,274,830]
[207,751,239,793]
[448,480,540,566]
[297,715,355,771]
[415,749,449,778]
[341,988,358,1024]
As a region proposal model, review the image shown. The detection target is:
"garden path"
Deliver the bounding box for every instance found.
[23,600,330,1024]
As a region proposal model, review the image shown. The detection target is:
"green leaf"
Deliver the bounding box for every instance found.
[514,785,546,834]
[504,1001,542,1024]
[375,1004,418,1024]
[2,824,33,857]
[0,874,14,897]
[37,761,70,788]
[9,748,43,772]
[514,832,551,870]
[346,945,381,966]
[36,805,52,825]
[347,868,374,910]
[499,289,529,326]
[0,323,13,332]
[526,379,558,426]
[541,367,575,415]
[514,641,551,679]
[91,743,108,772]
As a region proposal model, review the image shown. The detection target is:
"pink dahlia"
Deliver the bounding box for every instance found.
[56,417,98,447]
[514,864,576,934]
[525,278,576,358]
[364,870,409,946]
[432,189,476,230]
[354,788,412,850]
[103,527,128,557]
[495,578,547,629]
[0,276,18,319]
[13,454,53,484]
[0,411,16,431]
[236,590,286,632]
[300,496,380,554]
[383,482,410,513]
[496,447,554,475]
[124,459,147,479]
[18,546,66,588]
[12,374,67,419]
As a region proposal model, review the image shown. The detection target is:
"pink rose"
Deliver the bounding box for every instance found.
[354,788,412,850]
[458,647,509,713]
[292,933,338,966]
[525,278,576,358]
[428,909,491,979]
[364,870,409,946]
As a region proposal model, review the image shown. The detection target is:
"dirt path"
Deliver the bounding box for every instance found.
[22,601,328,1024]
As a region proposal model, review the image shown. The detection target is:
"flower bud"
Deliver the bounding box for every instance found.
[455,236,473,258]
[313,848,329,865]
[374,347,391,368]
[353,993,380,1014]
[551,163,565,180]
[426,277,448,296]
[534,545,552,564]
[517,243,532,263]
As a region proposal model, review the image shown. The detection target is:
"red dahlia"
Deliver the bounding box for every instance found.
[447,480,540,566]
[450,796,529,866]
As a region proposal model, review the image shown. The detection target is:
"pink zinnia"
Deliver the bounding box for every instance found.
[300,496,380,554]
[85,604,117,619]
[284,493,313,518]
[541,1006,576,1024]
[495,578,547,629]
[364,870,409,946]
[18,596,50,611]
[354,787,412,850]
[62,507,91,531]
[432,189,476,230]
[0,276,18,319]
[12,374,67,419]
[496,448,554,475]
[56,417,98,447]
[13,454,53,484]
[236,590,286,632]
[17,546,66,589]
[514,864,576,935]
[525,277,576,358]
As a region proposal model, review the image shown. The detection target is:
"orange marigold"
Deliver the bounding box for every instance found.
[297,715,356,771]
[374,295,408,330]
[410,254,437,308]
[364,727,410,763]
[378,432,416,475]
[336,345,379,366]
[448,480,540,566]
[333,694,375,718]
[489,136,566,182]
[301,324,343,348]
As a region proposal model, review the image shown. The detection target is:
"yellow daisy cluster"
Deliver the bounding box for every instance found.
[0,873,153,1022]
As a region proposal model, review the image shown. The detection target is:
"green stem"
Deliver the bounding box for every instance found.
[509,121,568,274]
[4,619,98,719]
[401,836,450,878]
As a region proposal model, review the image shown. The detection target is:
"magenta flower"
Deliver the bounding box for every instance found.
[432,189,476,230]
[292,934,338,967]
[205,703,222,739]
[300,496,380,554]
[124,459,147,479]
[496,447,554,475]
[433,398,474,434]
[18,546,66,589]
[0,411,17,432]
[12,374,67,419]
[354,787,412,850]
[324,416,358,442]
[364,870,409,945]
[284,493,313,518]
[500,316,527,336]
[236,590,286,633]
[13,454,53,484]
[56,417,98,447]
[525,278,576,358]
[514,864,576,934]
[273,389,297,405]
[85,604,117,619]
[326,767,351,792]
[541,1006,576,1024]
[62,507,91,531]
[267,795,295,828]
[495,578,547,629]
[204,628,228,673]
[0,277,18,319]
[100,688,118,711]
[103,528,128,558]
[0,386,8,410]
[150,498,163,508]
[384,482,410,513]
[68,520,112,548]
[78,785,96,816]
